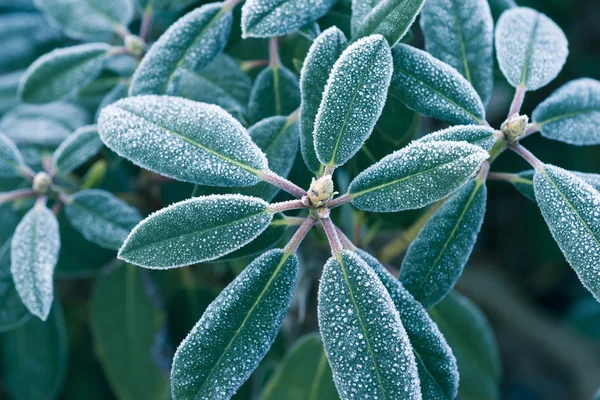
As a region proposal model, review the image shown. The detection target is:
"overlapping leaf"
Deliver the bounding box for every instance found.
[51,125,104,174]
[0,133,27,177]
[513,169,600,203]
[248,64,300,124]
[417,125,497,151]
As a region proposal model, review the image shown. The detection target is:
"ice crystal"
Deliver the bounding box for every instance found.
[417,125,497,151]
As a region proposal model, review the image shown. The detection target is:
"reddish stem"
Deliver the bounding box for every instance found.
[283,217,317,254]
[320,217,343,258]
[509,85,526,117]
[328,193,352,209]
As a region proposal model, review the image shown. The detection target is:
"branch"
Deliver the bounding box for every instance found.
[0,188,36,204]
[508,84,526,117]
[509,144,544,170]
[267,199,306,214]
[320,217,343,258]
[283,216,317,255]
[259,170,307,199]
[328,193,352,209]
[140,5,153,42]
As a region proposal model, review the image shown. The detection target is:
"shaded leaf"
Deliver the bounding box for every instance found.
[417,125,497,151]
[0,132,27,177]
[353,0,425,46]
[51,125,104,174]
[248,63,300,124]
[513,169,600,203]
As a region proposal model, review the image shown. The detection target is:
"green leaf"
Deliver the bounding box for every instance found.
[429,292,501,400]
[51,125,104,175]
[417,125,498,151]
[348,140,488,213]
[241,0,336,38]
[19,43,112,104]
[129,3,233,96]
[513,169,600,203]
[119,194,273,269]
[400,180,487,308]
[98,95,268,187]
[0,132,27,177]
[318,251,421,399]
[259,333,339,400]
[352,0,426,46]
[64,189,141,251]
[420,0,494,106]
[0,70,22,115]
[532,78,600,145]
[534,164,600,301]
[1,301,68,400]
[300,27,348,173]
[90,263,169,400]
[171,249,298,399]
[356,249,459,400]
[495,7,568,91]
[351,0,378,35]
[390,44,486,126]
[314,34,392,168]
[35,0,134,40]
[248,64,300,124]
[11,202,60,321]
[217,215,288,261]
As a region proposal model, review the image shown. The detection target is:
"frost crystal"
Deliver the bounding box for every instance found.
[417,125,497,151]
[351,0,379,35]
[51,125,104,174]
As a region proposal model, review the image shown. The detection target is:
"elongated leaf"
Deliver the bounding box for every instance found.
[11,202,60,320]
[300,27,347,173]
[119,194,272,268]
[314,34,392,167]
[400,180,487,308]
[391,44,486,125]
[356,250,458,400]
[218,216,288,261]
[241,0,336,38]
[348,140,488,212]
[90,263,169,400]
[351,0,377,35]
[534,164,600,301]
[513,169,600,203]
[248,64,300,124]
[353,0,425,46]
[417,125,497,151]
[420,0,494,106]
[318,251,421,399]
[35,0,134,40]
[0,132,27,177]
[171,249,298,399]
[429,292,501,400]
[532,78,600,145]
[495,7,568,91]
[0,70,22,115]
[51,125,103,174]
[130,3,233,96]
[98,96,268,186]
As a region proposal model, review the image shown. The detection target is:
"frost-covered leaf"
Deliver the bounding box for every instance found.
[0,70,23,114]
[241,0,336,38]
[314,35,392,168]
[35,0,134,40]
[513,169,600,203]
[171,249,298,399]
[129,3,232,96]
[417,125,497,151]
[488,0,515,21]
[429,292,501,400]
[318,251,421,399]
[119,195,272,269]
[356,250,458,400]
[420,0,494,106]
[495,7,568,91]
[534,165,600,301]
[248,63,300,124]
[300,27,347,173]
[259,332,339,400]
[390,44,486,126]
[348,140,488,213]
[353,0,425,46]
[400,180,487,308]
[0,132,27,178]
[64,189,141,251]
[90,263,169,400]
[98,95,268,186]
[532,78,600,145]
[351,0,377,35]
[11,203,60,321]
[19,43,112,104]
[51,125,104,174]
[218,215,288,261]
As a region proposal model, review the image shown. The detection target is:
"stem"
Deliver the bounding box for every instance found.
[283,216,317,255]
[509,144,544,170]
[222,0,243,11]
[476,161,490,183]
[335,226,357,251]
[320,217,343,258]
[324,165,335,176]
[273,216,307,226]
[0,188,36,204]
[18,165,35,180]
[35,195,47,208]
[509,84,526,117]
[140,5,153,42]
[114,24,131,42]
[267,199,306,214]
[268,38,280,68]
[487,172,521,183]
[259,170,307,199]
[520,123,541,140]
[239,59,269,72]
[328,192,352,209]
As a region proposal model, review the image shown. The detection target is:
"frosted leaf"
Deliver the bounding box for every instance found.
[98,95,268,187]
[35,0,134,41]
[390,44,486,126]
[0,70,23,114]
[300,27,347,173]
[241,0,337,38]
[0,132,27,178]
[488,0,516,21]
[429,292,501,400]
[351,0,378,36]
[534,164,600,301]
[495,7,568,91]
[515,169,600,203]
[95,82,129,120]
[314,35,392,168]
[51,125,104,174]
[420,0,494,106]
[118,194,273,269]
[248,64,300,124]
[532,78,600,145]
[0,102,90,146]
[356,250,458,400]
[400,180,487,308]
[349,140,489,213]
[11,203,60,321]
[417,125,497,151]
[318,251,421,399]
[171,250,298,399]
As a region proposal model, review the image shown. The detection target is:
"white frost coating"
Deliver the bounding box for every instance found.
[351,0,379,35]
[495,7,568,91]
[420,0,494,106]
[417,125,497,151]
[248,65,300,124]
[318,251,421,399]
[51,125,104,174]
[10,204,60,321]
[0,133,25,177]
[533,78,600,145]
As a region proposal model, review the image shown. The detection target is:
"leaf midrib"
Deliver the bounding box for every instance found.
[450,0,471,83]
[520,13,541,86]
[537,108,599,126]
[308,347,329,400]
